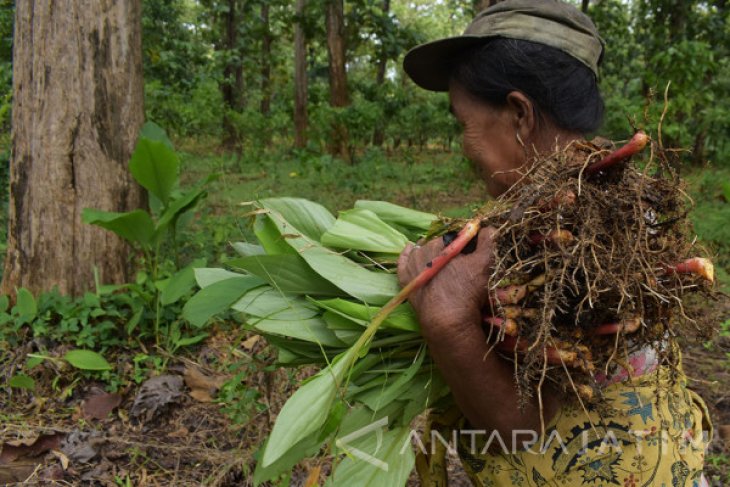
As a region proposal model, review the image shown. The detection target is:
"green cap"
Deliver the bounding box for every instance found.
[403,0,605,92]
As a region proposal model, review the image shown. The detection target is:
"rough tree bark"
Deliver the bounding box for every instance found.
[294,0,308,148]
[2,0,146,297]
[325,0,350,161]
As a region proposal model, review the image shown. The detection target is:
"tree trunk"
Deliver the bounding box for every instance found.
[372,0,390,147]
[260,2,272,116]
[220,0,244,151]
[2,0,146,297]
[326,0,350,161]
[294,0,308,149]
[581,0,590,13]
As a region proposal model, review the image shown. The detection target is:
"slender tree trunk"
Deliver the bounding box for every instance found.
[220,0,243,151]
[326,0,350,161]
[372,0,390,147]
[2,0,145,297]
[260,2,272,116]
[294,0,308,148]
[581,0,590,13]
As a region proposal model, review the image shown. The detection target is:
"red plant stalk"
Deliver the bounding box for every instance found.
[663,257,714,282]
[586,131,649,175]
[355,218,483,352]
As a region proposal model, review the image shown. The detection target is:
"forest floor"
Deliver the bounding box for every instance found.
[2,146,729,486]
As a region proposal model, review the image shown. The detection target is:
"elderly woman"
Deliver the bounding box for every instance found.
[397,1,711,485]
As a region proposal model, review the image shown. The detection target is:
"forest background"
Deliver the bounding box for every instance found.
[0,0,729,485]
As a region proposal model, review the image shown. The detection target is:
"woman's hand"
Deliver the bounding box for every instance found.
[397,227,496,341]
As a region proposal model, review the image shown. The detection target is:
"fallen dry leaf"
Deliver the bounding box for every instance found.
[0,432,65,484]
[60,430,104,464]
[82,389,122,420]
[183,366,228,403]
[130,375,184,423]
[241,335,260,351]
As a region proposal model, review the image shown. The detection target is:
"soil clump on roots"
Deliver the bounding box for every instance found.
[443,134,718,405]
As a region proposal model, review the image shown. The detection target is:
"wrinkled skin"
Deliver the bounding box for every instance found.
[396,81,581,445]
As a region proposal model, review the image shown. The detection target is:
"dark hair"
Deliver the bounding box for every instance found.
[451,38,604,134]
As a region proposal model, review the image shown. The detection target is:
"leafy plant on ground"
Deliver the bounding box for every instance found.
[83,122,217,345]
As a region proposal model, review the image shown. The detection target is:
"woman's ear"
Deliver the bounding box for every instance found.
[505,91,536,142]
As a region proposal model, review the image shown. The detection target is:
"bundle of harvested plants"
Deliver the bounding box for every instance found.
[436,131,716,406]
[189,131,716,486]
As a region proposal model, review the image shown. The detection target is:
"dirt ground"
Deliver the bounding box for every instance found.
[2,318,730,486]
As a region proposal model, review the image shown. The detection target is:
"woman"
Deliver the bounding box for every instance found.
[397,1,711,485]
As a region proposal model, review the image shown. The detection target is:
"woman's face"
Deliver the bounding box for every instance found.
[449,82,527,197]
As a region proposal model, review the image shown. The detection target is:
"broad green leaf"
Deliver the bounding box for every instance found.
[313,299,420,332]
[399,373,450,424]
[265,210,400,305]
[233,287,318,320]
[0,294,9,312]
[14,288,37,321]
[156,174,218,230]
[63,350,112,371]
[160,258,206,305]
[322,310,363,330]
[321,208,410,254]
[253,215,297,256]
[231,242,266,257]
[193,268,245,288]
[253,433,324,486]
[356,350,425,411]
[252,317,347,347]
[327,426,415,487]
[9,374,35,390]
[139,121,173,149]
[183,276,265,327]
[260,197,336,241]
[82,209,155,246]
[261,347,356,467]
[129,138,179,206]
[354,200,436,231]
[230,255,345,297]
[126,306,144,334]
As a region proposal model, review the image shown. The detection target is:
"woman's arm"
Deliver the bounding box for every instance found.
[397,228,561,447]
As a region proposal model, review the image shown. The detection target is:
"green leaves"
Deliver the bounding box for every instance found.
[321,208,409,254]
[183,196,448,485]
[261,347,356,467]
[63,350,112,370]
[182,275,264,327]
[82,209,155,246]
[354,200,436,232]
[129,137,179,207]
[259,197,335,241]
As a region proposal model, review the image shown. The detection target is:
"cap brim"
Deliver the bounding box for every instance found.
[403,36,487,92]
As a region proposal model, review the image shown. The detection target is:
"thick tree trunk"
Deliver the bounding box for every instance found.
[260,3,272,116]
[220,0,244,150]
[326,0,350,161]
[2,0,146,297]
[372,0,390,147]
[294,0,308,149]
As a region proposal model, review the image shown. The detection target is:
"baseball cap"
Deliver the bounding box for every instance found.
[403,0,605,92]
